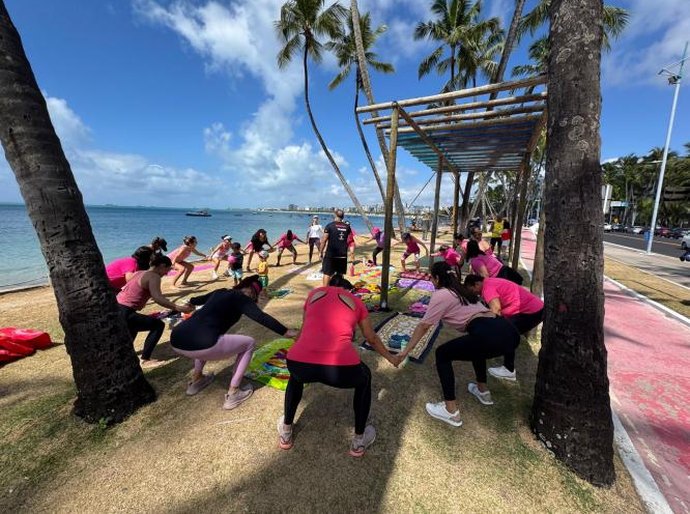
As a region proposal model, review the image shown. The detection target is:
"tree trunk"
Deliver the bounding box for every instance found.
[0,2,156,424]
[531,0,614,486]
[354,73,385,203]
[511,157,531,269]
[350,1,405,234]
[492,0,527,84]
[469,171,492,221]
[531,193,546,297]
[302,46,373,233]
[460,172,475,230]
[451,170,460,237]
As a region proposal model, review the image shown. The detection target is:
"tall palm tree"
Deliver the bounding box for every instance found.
[326,11,394,204]
[276,0,373,232]
[453,19,503,89]
[531,0,614,486]
[511,37,549,77]
[0,1,155,424]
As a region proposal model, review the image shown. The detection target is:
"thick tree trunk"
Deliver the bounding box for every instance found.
[350,1,405,233]
[302,46,373,233]
[531,0,614,486]
[354,75,385,203]
[0,2,155,424]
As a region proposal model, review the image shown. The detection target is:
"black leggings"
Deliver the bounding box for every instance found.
[372,246,384,265]
[435,317,520,401]
[284,360,371,434]
[507,308,544,335]
[119,305,165,360]
[308,238,320,261]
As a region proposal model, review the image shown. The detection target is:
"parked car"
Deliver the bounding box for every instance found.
[631,226,645,234]
[603,223,613,232]
[682,233,690,250]
[612,223,625,232]
[654,227,671,238]
[669,228,687,239]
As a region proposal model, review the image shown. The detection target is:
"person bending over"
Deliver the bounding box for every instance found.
[170,235,208,288]
[106,245,154,292]
[116,254,194,368]
[400,232,428,272]
[273,229,306,266]
[466,239,523,285]
[277,273,398,456]
[464,275,543,381]
[170,275,298,410]
[397,262,520,427]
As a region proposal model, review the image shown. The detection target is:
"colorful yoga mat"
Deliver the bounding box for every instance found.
[244,338,294,390]
[361,312,441,363]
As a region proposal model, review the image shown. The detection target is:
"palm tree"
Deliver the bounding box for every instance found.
[275,0,373,232]
[326,11,394,204]
[531,0,614,486]
[453,18,503,89]
[511,37,549,77]
[0,1,155,424]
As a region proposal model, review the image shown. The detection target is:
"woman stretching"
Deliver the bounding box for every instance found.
[170,275,297,409]
[116,255,194,368]
[278,274,398,456]
[273,229,305,266]
[244,229,272,272]
[106,246,154,292]
[466,239,523,285]
[210,234,233,280]
[170,235,208,288]
[400,232,428,272]
[397,262,520,427]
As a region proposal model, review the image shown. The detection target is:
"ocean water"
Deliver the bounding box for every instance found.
[0,204,392,291]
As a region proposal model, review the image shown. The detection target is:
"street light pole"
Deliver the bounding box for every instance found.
[647,42,688,254]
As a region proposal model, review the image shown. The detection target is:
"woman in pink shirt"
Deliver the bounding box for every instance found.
[466,240,524,285]
[400,232,428,272]
[116,254,194,368]
[278,274,398,457]
[105,246,153,292]
[273,229,306,266]
[431,244,462,276]
[397,262,520,428]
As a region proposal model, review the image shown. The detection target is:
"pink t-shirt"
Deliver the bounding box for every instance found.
[422,288,491,332]
[405,238,421,254]
[481,277,544,317]
[440,248,461,267]
[105,256,138,290]
[470,254,502,277]
[116,271,151,311]
[288,287,368,366]
[277,233,297,249]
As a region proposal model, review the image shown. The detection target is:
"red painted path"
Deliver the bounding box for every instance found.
[520,230,690,513]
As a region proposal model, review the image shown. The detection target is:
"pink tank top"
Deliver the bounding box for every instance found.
[116,271,152,311]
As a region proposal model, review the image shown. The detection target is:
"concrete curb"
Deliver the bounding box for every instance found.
[604,276,690,329]
[611,407,674,514]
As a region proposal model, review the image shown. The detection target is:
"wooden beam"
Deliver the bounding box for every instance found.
[363,93,547,126]
[396,104,463,196]
[394,114,542,134]
[374,104,546,130]
[357,75,547,114]
[380,106,399,309]
[429,158,444,273]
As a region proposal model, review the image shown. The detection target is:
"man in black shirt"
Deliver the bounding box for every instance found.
[319,208,352,286]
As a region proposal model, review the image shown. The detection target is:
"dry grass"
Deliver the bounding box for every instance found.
[605,259,690,319]
[1,236,644,513]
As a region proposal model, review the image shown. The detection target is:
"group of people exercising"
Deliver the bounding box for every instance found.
[110,210,543,456]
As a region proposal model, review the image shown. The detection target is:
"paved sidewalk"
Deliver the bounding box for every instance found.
[520,230,690,514]
[604,242,690,290]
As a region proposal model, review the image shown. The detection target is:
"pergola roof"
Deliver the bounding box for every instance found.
[357,75,547,174]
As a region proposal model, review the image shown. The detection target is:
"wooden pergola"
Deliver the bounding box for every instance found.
[356,75,548,307]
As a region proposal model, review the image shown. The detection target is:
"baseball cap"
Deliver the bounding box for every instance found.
[259,250,269,258]
[223,235,232,241]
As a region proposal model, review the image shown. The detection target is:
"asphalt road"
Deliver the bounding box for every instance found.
[603,232,685,258]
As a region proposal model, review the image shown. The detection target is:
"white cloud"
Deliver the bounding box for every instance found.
[603,0,690,87]
[45,95,91,146]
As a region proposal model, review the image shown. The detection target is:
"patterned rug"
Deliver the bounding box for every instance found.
[396,277,435,292]
[361,312,441,364]
[244,338,294,390]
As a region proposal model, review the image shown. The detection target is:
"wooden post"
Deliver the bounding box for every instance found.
[511,156,531,269]
[451,170,460,239]
[380,105,399,309]
[429,157,444,272]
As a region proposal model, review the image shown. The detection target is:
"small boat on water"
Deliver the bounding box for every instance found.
[186,210,211,217]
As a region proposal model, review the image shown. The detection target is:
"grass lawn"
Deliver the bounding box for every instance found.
[1,237,644,513]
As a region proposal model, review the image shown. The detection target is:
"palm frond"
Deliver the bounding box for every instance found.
[418,46,445,79]
[277,34,302,69]
[328,63,352,90]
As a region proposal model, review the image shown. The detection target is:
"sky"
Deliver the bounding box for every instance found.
[0,0,688,209]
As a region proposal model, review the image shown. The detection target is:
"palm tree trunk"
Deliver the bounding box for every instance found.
[0,1,155,424]
[531,0,613,486]
[511,157,531,269]
[469,171,492,220]
[301,46,373,233]
[460,172,475,230]
[451,170,460,237]
[493,0,527,84]
[531,189,546,297]
[354,73,385,203]
[350,0,405,233]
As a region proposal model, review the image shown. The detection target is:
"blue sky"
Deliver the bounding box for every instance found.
[1,0,688,209]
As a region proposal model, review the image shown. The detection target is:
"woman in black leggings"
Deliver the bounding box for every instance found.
[278,274,398,456]
[398,262,520,427]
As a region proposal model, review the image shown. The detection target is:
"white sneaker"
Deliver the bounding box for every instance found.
[468,382,494,405]
[425,401,463,427]
[349,425,376,457]
[211,271,218,280]
[488,365,517,382]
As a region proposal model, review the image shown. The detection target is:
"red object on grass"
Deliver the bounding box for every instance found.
[0,334,35,356]
[0,327,52,350]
